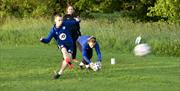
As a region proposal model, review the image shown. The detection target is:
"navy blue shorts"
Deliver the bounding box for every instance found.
[58,43,73,54]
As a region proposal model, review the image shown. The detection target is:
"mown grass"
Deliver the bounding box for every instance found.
[0,46,180,91]
[0,14,180,91]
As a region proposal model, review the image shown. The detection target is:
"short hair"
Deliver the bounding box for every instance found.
[54,14,61,18]
[88,36,96,43]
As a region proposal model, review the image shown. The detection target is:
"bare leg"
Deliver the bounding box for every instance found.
[58,59,67,75]
[58,47,71,75]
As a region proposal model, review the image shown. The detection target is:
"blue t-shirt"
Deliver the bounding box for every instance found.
[77,36,102,64]
[41,20,79,53]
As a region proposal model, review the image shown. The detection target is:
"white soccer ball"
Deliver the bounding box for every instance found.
[93,64,99,71]
[91,62,101,71]
[134,43,151,56]
[95,62,102,69]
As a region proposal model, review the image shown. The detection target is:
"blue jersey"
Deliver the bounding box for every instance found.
[41,20,79,53]
[77,36,102,63]
[63,15,81,40]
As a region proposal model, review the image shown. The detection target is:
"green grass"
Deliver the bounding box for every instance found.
[0,17,180,56]
[0,15,180,90]
[0,46,180,91]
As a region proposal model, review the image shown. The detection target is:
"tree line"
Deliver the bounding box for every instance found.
[0,0,179,22]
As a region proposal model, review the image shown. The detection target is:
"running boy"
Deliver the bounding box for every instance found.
[40,14,79,79]
[76,36,102,71]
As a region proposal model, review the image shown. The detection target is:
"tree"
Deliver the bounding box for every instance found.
[148,0,180,22]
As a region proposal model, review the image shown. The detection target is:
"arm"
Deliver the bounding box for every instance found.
[76,23,81,36]
[82,47,91,64]
[95,43,102,62]
[40,28,54,43]
[75,16,81,36]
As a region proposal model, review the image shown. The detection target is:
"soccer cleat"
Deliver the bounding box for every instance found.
[53,71,61,79]
[85,65,90,69]
[79,62,84,69]
[79,65,84,69]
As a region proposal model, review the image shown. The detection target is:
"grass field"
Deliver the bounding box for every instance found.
[0,15,180,91]
[0,45,179,91]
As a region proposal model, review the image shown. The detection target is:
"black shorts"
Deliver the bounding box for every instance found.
[58,44,73,54]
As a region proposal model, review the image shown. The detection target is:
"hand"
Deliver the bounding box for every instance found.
[74,16,80,22]
[89,62,94,68]
[40,37,43,42]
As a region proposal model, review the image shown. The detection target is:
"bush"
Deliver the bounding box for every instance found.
[148,0,180,23]
[0,15,180,56]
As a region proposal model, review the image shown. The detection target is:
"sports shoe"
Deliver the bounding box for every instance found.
[79,62,84,69]
[85,65,90,69]
[79,65,84,69]
[53,71,61,79]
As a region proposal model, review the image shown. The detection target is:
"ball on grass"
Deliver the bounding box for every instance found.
[134,43,151,56]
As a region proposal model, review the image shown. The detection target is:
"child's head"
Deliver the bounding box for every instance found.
[87,36,96,48]
[54,14,63,28]
[66,5,74,15]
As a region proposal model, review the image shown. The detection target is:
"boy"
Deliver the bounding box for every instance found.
[40,14,79,79]
[76,36,102,71]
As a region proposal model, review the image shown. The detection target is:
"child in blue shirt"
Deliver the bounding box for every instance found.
[40,14,80,79]
[76,36,102,71]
